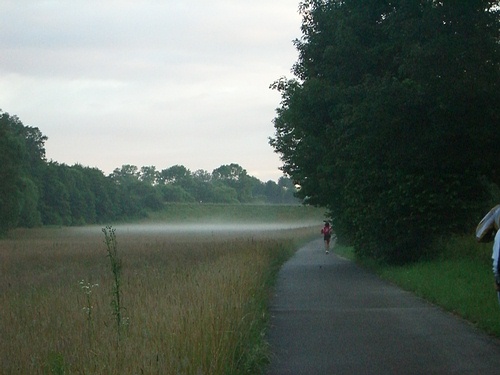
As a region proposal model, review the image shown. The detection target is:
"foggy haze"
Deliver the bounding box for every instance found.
[113,222,317,235]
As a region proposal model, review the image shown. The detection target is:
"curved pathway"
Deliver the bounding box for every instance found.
[266,239,500,374]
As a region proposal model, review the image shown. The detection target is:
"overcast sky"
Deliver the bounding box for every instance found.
[0,0,302,182]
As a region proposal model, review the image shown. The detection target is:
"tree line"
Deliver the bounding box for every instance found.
[271,0,500,263]
[0,111,299,234]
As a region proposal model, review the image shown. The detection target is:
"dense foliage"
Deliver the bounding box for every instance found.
[271,0,500,263]
[0,111,299,234]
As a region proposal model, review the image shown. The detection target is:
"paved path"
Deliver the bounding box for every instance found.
[266,239,500,374]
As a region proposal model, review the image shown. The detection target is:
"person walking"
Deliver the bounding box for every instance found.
[321,222,334,254]
[492,227,500,305]
[476,205,500,306]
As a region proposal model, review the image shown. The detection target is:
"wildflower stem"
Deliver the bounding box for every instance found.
[102,226,123,344]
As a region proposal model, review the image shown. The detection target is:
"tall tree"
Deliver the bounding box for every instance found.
[0,112,47,232]
[83,166,118,222]
[271,0,500,262]
[212,163,253,202]
[159,165,191,184]
[139,165,159,186]
[39,162,72,225]
[0,114,24,233]
[110,164,140,185]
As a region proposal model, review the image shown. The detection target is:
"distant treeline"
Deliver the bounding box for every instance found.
[0,111,299,234]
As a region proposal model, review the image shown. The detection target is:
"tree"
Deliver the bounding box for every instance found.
[159,165,191,184]
[190,169,215,202]
[82,166,118,222]
[0,114,24,233]
[262,180,282,204]
[212,163,246,181]
[139,165,159,185]
[39,162,72,225]
[270,0,500,263]
[110,164,140,185]
[159,184,195,202]
[212,183,239,204]
[193,169,212,183]
[212,163,253,202]
[18,176,42,228]
[0,112,47,232]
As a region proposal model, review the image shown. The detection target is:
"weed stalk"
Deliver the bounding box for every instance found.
[102,226,124,343]
[79,279,98,344]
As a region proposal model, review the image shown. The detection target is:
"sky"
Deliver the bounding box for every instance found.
[0,0,302,182]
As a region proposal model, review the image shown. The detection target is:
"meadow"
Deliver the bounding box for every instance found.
[0,204,325,374]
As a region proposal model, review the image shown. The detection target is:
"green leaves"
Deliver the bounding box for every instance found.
[0,112,45,234]
[271,0,500,263]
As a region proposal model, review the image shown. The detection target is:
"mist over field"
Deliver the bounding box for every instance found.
[74,218,322,240]
[109,221,319,235]
[102,203,327,236]
[8,204,326,243]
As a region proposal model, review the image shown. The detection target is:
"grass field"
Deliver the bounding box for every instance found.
[335,235,500,338]
[0,204,324,374]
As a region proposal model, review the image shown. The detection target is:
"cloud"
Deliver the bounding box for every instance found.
[0,0,301,181]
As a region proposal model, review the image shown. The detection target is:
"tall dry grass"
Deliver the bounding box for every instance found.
[0,225,315,374]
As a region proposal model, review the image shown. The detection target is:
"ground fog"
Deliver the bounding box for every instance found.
[89,221,320,236]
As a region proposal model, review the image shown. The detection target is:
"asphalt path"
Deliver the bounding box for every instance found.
[266,239,500,375]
